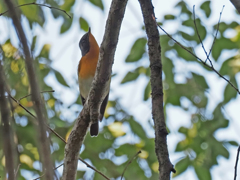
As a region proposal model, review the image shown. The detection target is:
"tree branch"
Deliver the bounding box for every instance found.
[234,145,240,180]
[154,12,240,95]
[62,0,128,179]
[137,0,176,179]
[18,90,55,102]
[121,150,141,180]
[0,60,16,180]
[230,0,240,14]
[8,93,110,179]
[0,2,71,18]
[3,0,53,179]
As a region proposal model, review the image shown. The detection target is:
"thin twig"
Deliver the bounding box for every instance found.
[234,145,240,180]
[9,94,66,142]
[14,164,21,177]
[192,5,213,66]
[8,94,110,179]
[206,5,225,62]
[33,163,64,180]
[18,90,55,102]
[78,157,110,180]
[152,15,240,95]
[120,150,141,180]
[0,2,71,18]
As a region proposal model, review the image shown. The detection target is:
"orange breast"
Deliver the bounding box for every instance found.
[78,32,99,79]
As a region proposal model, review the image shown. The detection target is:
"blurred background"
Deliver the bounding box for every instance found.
[0,0,240,179]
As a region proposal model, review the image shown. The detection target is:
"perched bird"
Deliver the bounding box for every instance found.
[78,28,110,136]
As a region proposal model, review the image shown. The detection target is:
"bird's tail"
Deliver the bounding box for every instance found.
[90,122,99,136]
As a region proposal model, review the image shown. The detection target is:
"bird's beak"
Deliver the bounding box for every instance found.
[88,27,91,34]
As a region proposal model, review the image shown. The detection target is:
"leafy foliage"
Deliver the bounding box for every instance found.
[121,1,239,179]
[0,0,239,180]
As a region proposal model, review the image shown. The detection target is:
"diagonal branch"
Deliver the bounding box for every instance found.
[18,90,55,102]
[234,145,240,180]
[121,150,141,180]
[9,93,110,179]
[0,2,71,18]
[3,0,53,179]
[62,0,128,179]
[0,58,16,180]
[154,17,240,95]
[230,0,240,14]
[138,0,176,179]
[206,5,225,62]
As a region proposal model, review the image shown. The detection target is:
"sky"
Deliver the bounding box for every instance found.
[0,0,240,179]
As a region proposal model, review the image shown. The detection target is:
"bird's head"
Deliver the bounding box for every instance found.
[79,28,91,56]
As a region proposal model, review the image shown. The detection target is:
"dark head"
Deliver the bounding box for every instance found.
[79,28,91,56]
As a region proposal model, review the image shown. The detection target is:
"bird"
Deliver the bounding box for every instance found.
[78,28,110,136]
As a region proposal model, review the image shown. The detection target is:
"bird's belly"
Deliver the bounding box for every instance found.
[79,76,94,99]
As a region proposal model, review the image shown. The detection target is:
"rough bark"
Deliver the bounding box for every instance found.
[3,0,53,179]
[138,0,175,179]
[230,0,240,14]
[0,61,16,180]
[62,0,128,179]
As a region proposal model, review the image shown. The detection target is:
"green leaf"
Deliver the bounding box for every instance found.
[31,36,37,52]
[125,38,147,62]
[54,70,69,87]
[223,77,237,103]
[60,16,73,34]
[180,31,197,42]
[164,14,175,20]
[121,71,140,84]
[194,165,211,180]
[194,18,207,41]
[173,156,190,177]
[61,0,75,12]
[39,44,51,59]
[200,1,211,18]
[175,1,192,15]
[19,0,45,27]
[128,117,147,140]
[79,17,89,32]
[89,0,104,10]
[212,37,238,61]
[219,56,240,77]
[174,45,196,61]
[144,81,151,101]
[228,141,239,146]
[192,73,209,89]
[182,19,193,28]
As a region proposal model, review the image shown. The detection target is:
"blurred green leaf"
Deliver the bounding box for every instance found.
[174,44,196,61]
[164,14,175,20]
[176,1,192,15]
[212,37,238,61]
[223,77,237,103]
[31,36,37,52]
[61,0,75,12]
[60,16,73,34]
[194,165,211,180]
[38,44,51,59]
[79,17,89,32]
[192,73,209,89]
[89,0,104,10]
[125,38,147,62]
[121,71,140,84]
[173,156,190,177]
[128,117,147,140]
[54,70,69,87]
[227,141,239,146]
[144,81,151,101]
[219,55,240,77]
[200,1,211,18]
